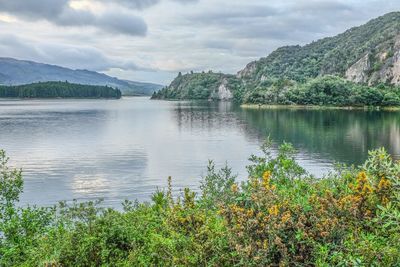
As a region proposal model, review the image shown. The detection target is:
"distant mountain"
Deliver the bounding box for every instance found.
[154,12,400,106]
[0,58,163,96]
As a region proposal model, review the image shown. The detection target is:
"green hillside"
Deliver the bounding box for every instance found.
[152,72,241,101]
[240,12,400,85]
[153,12,400,106]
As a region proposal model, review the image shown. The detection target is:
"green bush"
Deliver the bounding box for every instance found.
[0,143,399,266]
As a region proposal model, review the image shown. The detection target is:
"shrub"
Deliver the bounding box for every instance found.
[0,143,399,266]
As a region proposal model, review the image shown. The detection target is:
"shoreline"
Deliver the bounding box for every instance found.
[240,103,400,111]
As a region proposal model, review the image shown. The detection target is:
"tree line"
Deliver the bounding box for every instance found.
[0,81,122,99]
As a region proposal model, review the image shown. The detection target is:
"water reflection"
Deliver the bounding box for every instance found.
[236,108,400,164]
[172,102,400,165]
[0,98,398,207]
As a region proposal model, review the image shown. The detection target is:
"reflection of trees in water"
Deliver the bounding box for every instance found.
[173,101,246,132]
[237,109,400,164]
[172,102,400,165]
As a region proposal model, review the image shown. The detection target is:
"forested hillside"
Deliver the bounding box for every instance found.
[0,81,121,99]
[153,12,400,106]
[239,12,400,86]
[152,72,242,101]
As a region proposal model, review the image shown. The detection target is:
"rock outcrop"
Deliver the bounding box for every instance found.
[345,54,371,84]
[345,35,400,86]
[391,35,400,85]
[237,61,257,79]
[215,79,233,100]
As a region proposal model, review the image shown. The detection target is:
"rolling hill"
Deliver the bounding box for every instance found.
[0,57,163,96]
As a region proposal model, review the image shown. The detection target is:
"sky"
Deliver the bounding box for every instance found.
[0,0,399,85]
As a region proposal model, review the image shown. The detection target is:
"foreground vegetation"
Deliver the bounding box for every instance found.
[1,142,399,266]
[0,81,122,99]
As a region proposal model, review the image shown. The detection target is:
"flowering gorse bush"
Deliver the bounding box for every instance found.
[0,144,399,266]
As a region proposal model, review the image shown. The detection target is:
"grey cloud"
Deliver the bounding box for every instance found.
[172,0,199,4]
[202,39,234,51]
[54,9,147,36]
[97,0,199,9]
[54,8,96,26]
[97,12,147,36]
[0,34,140,71]
[96,0,161,9]
[291,0,353,12]
[184,1,361,43]
[0,0,147,36]
[0,0,68,19]
[188,5,279,24]
[0,0,199,36]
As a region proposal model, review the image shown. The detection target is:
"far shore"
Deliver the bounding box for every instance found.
[240,103,400,111]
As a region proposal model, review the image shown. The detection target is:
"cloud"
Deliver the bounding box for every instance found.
[0,0,68,19]
[97,0,199,9]
[183,1,358,42]
[97,0,160,10]
[0,0,199,36]
[0,0,147,36]
[1,0,400,84]
[97,12,147,36]
[0,34,139,71]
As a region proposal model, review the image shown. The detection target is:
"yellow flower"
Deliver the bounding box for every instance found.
[262,171,274,190]
[263,240,269,249]
[378,177,391,190]
[268,205,279,216]
[281,211,291,223]
[231,183,239,193]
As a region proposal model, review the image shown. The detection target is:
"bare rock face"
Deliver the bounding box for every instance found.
[345,35,400,86]
[237,61,257,79]
[216,79,233,100]
[373,35,400,85]
[345,54,371,83]
[391,35,400,85]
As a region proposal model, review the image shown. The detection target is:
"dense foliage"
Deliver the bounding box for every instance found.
[0,81,122,99]
[1,141,399,266]
[152,72,241,100]
[241,12,400,84]
[153,12,400,107]
[244,76,400,106]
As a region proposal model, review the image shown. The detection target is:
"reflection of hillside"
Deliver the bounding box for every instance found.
[172,102,400,165]
[173,101,246,132]
[235,109,400,164]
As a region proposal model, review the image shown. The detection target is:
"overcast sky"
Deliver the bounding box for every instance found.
[0,0,399,84]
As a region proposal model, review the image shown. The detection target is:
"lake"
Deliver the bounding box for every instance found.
[0,97,399,207]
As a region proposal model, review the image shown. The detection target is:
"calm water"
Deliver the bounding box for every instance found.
[0,97,399,207]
